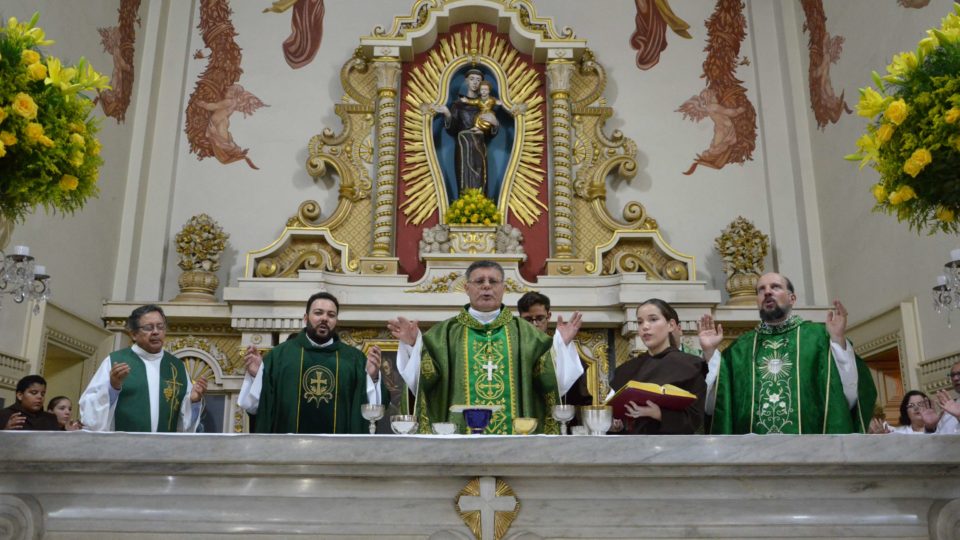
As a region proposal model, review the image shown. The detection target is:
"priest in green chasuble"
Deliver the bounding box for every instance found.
[238,292,389,434]
[699,273,877,434]
[388,261,583,434]
[80,305,207,432]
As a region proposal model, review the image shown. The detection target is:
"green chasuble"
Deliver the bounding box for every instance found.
[417,306,560,434]
[711,316,877,434]
[255,331,389,434]
[111,348,188,433]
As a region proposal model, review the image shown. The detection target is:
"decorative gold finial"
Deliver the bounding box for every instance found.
[715,216,769,305]
[173,213,229,302]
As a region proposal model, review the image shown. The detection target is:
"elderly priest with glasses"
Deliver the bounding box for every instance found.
[388,260,583,434]
[80,305,207,432]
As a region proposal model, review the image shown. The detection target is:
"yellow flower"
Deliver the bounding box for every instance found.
[0,131,17,146]
[24,122,45,142]
[857,87,889,118]
[918,35,938,55]
[27,62,47,81]
[69,150,84,168]
[888,185,917,205]
[88,138,101,156]
[44,57,77,92]
[0,108,6,125]
[20,49,40,65]
[470,214,480,223]
[59,174,79,191]
[871,184,887,203]
[78,61,110,91]
[936,206,957,223]
[11,93,38,119]
[0,141,5,158]
[886,52,918,80]
[946,108,960,124]
[876,123,895,144]
[884,99,908,125]
[68,122,86,134]
[69,133,85,146]
[903,148,932,177]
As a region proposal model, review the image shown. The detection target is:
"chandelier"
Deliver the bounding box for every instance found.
[933,248,960,327]
[0,245,52,314]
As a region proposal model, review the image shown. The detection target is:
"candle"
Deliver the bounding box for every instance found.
[951,249,960,262]
[937,275,947,286]
[12,245,29,256]
[33,265,46,277]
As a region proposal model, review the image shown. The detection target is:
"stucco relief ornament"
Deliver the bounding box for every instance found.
[173,213,229,302]
[715,216,769,306]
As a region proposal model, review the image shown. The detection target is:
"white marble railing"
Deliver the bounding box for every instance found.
[1,432,959,539]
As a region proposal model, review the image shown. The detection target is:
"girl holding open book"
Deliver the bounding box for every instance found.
[608,299,707,434]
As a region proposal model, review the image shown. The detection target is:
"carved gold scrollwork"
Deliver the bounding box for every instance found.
[598,233,692,280]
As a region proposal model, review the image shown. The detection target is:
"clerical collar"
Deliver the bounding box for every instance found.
[304,333,334,348]
[757,314,804,335]
[131,344,164,361]
[468,306,501,325]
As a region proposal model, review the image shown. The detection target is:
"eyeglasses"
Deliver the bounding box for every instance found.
[522,315,548,324]
[137,323,166,333]
[467,278,503,287]
[949,371,960,379]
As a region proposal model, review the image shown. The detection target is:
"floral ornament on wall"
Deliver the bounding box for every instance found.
[846,3,960,234]
[175,213,229,272]
[0,13,109,224]
[715,216,769,277]
[95,0,142,122]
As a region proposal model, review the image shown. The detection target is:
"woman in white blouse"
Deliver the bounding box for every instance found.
[868,390,937,434]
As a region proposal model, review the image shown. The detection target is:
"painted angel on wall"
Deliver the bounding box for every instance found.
[677,88,746,173]
[631,0,691,70]
[185,0,268,170]
[196,84,267,169]
[263,0,325,69]
[801,0,851,130]
[95,0,141,122]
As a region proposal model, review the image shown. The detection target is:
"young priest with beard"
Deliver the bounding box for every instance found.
[238,292,388,433]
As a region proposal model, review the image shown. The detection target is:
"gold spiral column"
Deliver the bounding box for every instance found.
[361,54,402,274]
[545,56,587,275]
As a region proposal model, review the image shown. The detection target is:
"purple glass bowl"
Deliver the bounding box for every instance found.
[463,408,493,434]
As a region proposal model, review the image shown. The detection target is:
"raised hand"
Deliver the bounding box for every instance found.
[937,389,960,419]
[556,312,583,345]
[190,377,208,403]
[243,345,263,377]
[825,300,848,347]
[387,317,420,347]
[697,314,723,359]
[366,345,382,383]
[867,417,891,434]
[109,362,131,391]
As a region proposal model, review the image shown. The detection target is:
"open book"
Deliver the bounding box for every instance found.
[605,381,697,418]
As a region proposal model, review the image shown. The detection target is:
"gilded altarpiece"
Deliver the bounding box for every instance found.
[104,0,737,431]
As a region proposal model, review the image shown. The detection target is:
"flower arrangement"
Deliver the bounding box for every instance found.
[846,3,960,234]
[175,214,229,272]
[445,188,502,226]
[0,13,109,224]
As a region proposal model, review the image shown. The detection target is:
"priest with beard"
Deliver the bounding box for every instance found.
[699,272,876,434]
[388,261,583,434]
[238,292,388,433]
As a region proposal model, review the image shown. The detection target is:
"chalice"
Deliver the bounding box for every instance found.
[551,404,576,435]
[390,414,419,435]
[360,404,385,434]
[432,422,458,435]
[582,405,613,436]
[512,417,538,435]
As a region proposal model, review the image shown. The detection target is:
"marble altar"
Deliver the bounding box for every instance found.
[1,432,959,539]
